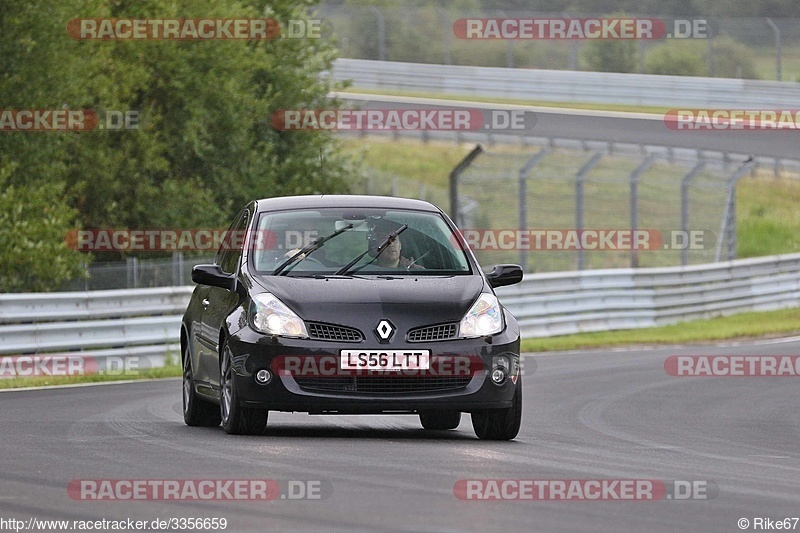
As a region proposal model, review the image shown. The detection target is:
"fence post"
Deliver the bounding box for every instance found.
[628,155,655,268]
[637,40,645,74]
[368,6,386,61]
[518,147,552,271]
[437,8,451,65]
[173,252,184,286]
[707,36,714,77]
[127,257,139,288]
[569,41,579,70]
[716,160,755,262]
[766,18,782,81]
[449,145,483,225]
[575,152,603,270]
[680,161,706,266]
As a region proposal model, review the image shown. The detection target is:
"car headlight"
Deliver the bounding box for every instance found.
[459,293,503,338]
[250,293,308,338]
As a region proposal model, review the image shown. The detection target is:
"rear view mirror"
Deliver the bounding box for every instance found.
[485,264,523,288]
[191,264,236,291]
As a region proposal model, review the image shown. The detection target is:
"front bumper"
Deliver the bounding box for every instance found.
[226,324,521,414]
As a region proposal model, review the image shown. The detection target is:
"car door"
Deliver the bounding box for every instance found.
[187,283,211,386]
[195,208,249,389]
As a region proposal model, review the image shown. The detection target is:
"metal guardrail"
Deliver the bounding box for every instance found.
[332,58,800,108]
[496,253,800,337]
[0,287,192,375]
[0,286,192,323]
[1,253,799,372]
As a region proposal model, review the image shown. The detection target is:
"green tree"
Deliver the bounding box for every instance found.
[708,36,759,79]
[645,41,706,76]
[0,164,86,292]
[645,36,758,79]
[582,39,637,73]
[0,0,358,290]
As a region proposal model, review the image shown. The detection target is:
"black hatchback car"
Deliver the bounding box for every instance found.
[181,195,524,439]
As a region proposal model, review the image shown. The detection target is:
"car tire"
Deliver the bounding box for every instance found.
[183,345,221,427]
[419,410,461,430]
[220,340,268,435]
[471,380,522,441]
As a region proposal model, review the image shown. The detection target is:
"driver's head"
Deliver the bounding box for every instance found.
[368,219,403,266]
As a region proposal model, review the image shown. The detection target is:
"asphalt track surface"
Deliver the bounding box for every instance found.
[338,93,799,160]
[2,339,799,532]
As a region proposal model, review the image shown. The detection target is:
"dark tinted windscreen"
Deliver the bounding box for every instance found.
[251,208,471,276]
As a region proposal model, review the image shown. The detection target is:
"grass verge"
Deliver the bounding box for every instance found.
[337,87,671,115]
[521,307,800,353]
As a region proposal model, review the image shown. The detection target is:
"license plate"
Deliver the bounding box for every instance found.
[340,350,430,371]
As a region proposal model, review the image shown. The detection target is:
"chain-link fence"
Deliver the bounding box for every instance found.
[316,3,800,81]
[59,254,214,291]
[450,143,753,272]
[350,169,450,214]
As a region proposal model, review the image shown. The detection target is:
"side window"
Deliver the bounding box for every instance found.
[217,210,249,274]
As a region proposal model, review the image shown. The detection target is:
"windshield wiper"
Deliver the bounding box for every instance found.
[272,223,353,276]
[334,224,407,276]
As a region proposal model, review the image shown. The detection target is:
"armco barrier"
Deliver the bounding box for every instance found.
[331,58,800,109]
[0,287,192,375]
[1,253,799,372]
[496,253,800,337]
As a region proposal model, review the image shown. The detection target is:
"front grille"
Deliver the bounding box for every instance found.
[407,323,458,342]
[294,375,471,394]
[307,323,363,342]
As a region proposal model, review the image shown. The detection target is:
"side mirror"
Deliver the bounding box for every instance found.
[192,264,236,291]
[485,264,523,288]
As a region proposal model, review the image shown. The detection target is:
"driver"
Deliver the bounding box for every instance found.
[369,219,423,269]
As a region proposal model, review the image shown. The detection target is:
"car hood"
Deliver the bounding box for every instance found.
[252,275,485,328]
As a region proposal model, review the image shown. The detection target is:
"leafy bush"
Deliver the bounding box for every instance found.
[580,14,638,74]
[645,36,759,79]
[582,39,638,73]
[0,166,86,292]
[645,41,706,76]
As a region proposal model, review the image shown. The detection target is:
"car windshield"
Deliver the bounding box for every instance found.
[251,207,471,276]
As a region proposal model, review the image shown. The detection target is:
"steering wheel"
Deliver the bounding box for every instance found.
[294,256,327,269]
[405,250,431,270]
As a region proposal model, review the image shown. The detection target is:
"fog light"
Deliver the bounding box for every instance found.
[491,367,507,384]
[255,369,272,384]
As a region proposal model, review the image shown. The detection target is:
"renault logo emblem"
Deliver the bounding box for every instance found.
[374,319,395,343]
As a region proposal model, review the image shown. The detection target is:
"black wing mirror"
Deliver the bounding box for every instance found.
[485,264,523,288]
[191,264,236,291]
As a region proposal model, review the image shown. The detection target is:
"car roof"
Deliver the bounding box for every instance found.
[254,195,442,213]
